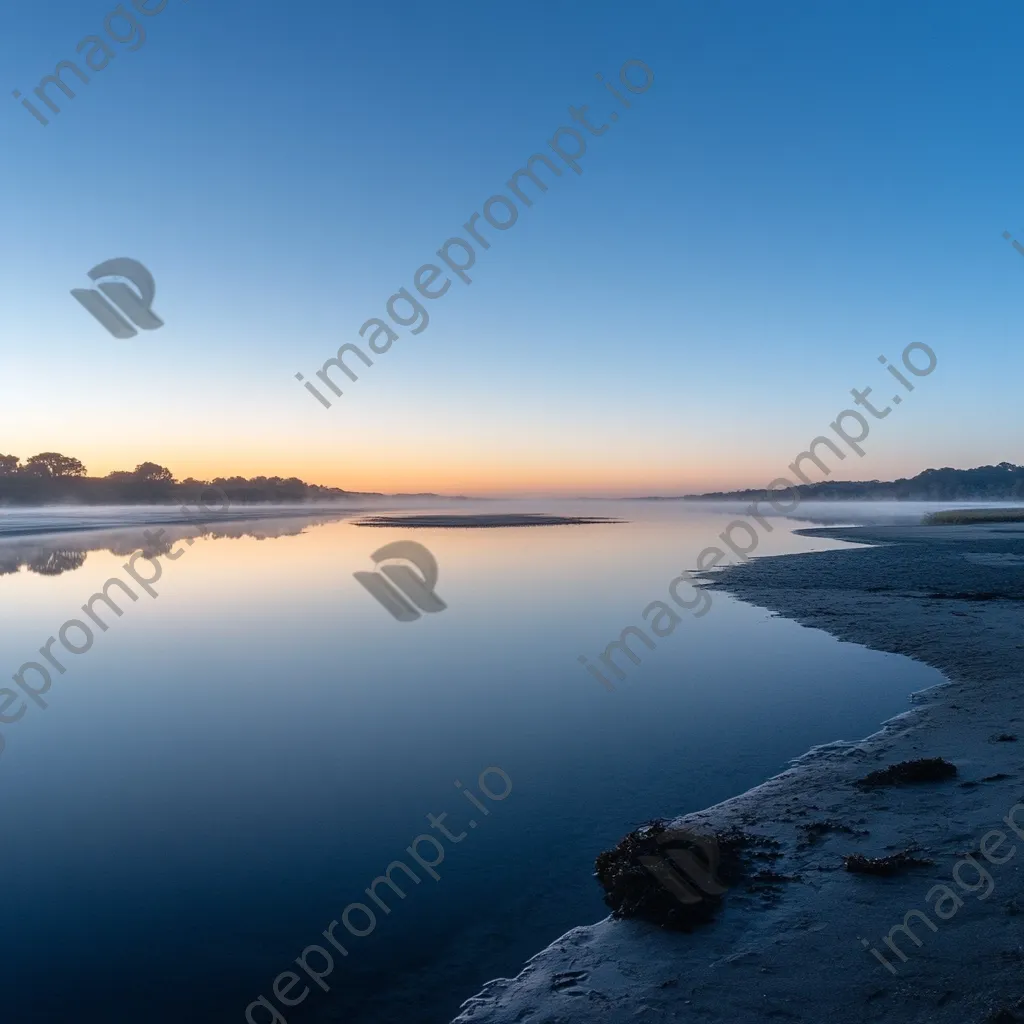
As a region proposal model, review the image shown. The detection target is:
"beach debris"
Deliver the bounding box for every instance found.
[854,757,958,789]
[797,819,868,846]
[594,819,778,930]
[843,848,935,876]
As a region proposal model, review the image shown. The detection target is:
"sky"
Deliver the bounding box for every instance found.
[1,0,1022,497]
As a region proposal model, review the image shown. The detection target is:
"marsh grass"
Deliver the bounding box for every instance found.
[925,508,1024,525]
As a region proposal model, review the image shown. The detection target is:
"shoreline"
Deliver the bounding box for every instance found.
[0,504,369,541]
[453,521,1024,1024]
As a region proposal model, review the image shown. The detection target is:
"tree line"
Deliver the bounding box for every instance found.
[692,462,1024,501]
[0,453,357,505]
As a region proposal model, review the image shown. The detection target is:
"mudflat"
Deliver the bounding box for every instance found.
[453,522,1024,1024]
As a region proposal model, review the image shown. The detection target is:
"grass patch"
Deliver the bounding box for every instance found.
[924,508,1024,525]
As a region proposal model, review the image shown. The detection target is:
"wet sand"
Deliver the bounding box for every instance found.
[453,522,1024,1024]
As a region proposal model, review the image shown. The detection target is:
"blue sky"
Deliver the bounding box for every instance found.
[0,0,1021,494]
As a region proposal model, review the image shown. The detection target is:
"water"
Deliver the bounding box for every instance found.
[0,501,952,1023]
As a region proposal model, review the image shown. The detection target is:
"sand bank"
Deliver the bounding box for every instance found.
[354,514,621,528]
[453,522,1024,1024]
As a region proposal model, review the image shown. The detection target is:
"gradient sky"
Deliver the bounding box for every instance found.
[1,0,1022,496]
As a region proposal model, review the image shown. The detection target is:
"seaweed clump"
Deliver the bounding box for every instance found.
[855,757,957,789]
[594,819,775,930]
[843,849,934,876]
[797,819,868,847]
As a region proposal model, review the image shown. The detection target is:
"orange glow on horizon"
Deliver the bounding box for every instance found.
[21,437,967,500]
[74,448,762,498]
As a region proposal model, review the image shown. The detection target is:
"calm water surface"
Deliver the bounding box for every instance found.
[0,501,949,1023]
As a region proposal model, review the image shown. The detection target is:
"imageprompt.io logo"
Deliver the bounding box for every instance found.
[640,826,728,906]
[354,541,447,622]
[71,258,164,339]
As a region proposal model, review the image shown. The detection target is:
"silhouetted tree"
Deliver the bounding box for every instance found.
[0,454,19,476]
[132,462,174,483]
[22,452,86,478]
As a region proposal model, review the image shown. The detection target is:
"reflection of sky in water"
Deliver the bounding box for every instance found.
[0,503,948,1024]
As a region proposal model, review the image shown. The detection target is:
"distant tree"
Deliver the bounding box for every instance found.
[22,452,86,478]
[132,462,174,483]
[0,454,19,476]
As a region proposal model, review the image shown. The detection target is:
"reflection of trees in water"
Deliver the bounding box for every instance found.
[27,550,88,576]
[0,514,346,579]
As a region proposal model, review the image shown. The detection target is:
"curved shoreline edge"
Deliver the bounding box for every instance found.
[452,522,1024,1024]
